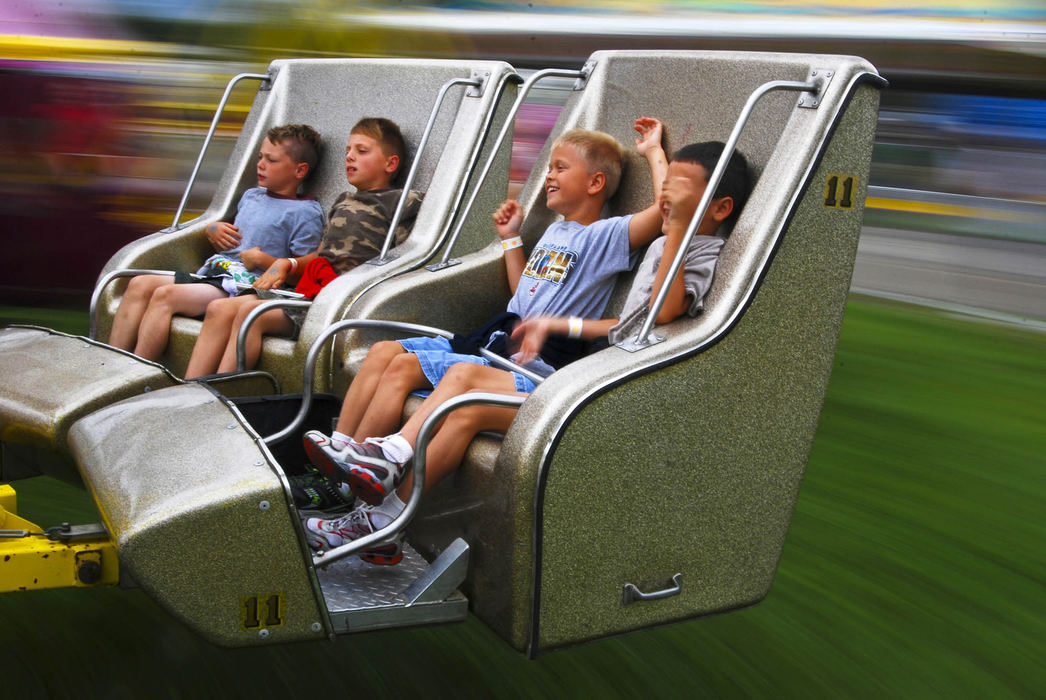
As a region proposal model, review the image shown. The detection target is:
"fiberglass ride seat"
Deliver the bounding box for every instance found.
[0,58,517,482]
[93,57,519,392]
[319,49,886,654]
[6,50,883,653]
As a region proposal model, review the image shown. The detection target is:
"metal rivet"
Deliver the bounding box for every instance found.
[311,622,322,633]
[259,501,270,511]
[227,424,237,430]
[253,460,264,466]
[258,629,269,639]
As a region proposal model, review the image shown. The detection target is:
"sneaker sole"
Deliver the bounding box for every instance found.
[360,542,403,565]
[346,465,392,506]
[303,435,353,483]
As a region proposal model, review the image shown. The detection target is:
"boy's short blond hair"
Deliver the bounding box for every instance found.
[267,123,321,174]
[351,117,407,182]
[552,129,625,200]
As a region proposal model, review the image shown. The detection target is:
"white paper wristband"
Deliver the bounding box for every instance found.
[568,316,583,339]
[501,236,523,251]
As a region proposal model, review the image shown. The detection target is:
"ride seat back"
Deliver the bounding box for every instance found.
[95,58,517,390]
[401,50,883,654]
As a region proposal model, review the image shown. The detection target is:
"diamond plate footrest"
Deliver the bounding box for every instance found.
[316,538,469,633]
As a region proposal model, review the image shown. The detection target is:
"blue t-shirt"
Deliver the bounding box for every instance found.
[507,214,636,321]
[217,187,325,272]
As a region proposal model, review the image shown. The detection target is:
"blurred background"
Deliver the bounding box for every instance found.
[1,2,1044,697]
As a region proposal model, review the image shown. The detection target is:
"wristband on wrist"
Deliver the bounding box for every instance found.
[501,236,523,251]
[567,316,583,339]
[286,257,298,273]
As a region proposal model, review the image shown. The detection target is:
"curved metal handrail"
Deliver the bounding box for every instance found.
[625,76,823,349]
[89,268,176,340]
[431,66,592,269]
[372,75,484,264]
[234,298,314,371]
[165,71,271,233]
[311,391,526,568]
[263,319,544,445]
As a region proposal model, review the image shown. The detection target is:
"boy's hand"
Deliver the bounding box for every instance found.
[205,222,240,251]
[492,200,524,240]
[238,246,269,272]
[510,316,552,366]
[253,258,290,290]
[661,172,702,230]
[634,117,664,158]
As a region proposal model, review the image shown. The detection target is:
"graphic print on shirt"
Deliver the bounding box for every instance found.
[521,245,578,295]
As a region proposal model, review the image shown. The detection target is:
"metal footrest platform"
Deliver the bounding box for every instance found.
[316,538,469,634]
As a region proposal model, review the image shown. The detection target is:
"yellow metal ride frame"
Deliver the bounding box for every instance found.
[0,484,119,592]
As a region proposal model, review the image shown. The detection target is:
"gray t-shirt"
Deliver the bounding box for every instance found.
[507,214,636,320]
[218,187,325,270]
[608,234,725,345]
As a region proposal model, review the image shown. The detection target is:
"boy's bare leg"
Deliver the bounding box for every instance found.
[397,362,519,446]
[184,296,242,378]
[352,351,431,440]
[397,399,522,497]
[330,340,411,438]
[133,283,225,361]
[108,275,174,350]
[216,305,294,373]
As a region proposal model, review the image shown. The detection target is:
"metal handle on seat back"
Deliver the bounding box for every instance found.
[312,391,526,568]
[89,269,176,340]
[165,71,272,233]
[263,319,545,445]
[623,573,683,605]
[431,65,593,269]
[370,75,485,265]
[622,75,828,351]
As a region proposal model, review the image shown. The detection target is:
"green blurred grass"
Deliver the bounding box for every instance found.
[1,297,1043,698]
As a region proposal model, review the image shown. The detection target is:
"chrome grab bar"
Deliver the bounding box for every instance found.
[620,75,827,351]
[429,65,592,270]
[89,269,176,340]
[370,75,485,265]
[264,319,544,445]
[312,391,526,568]
[234,299,314,371]
[164,71,272,233]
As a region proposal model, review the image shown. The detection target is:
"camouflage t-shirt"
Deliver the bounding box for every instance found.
[318,188,424,274]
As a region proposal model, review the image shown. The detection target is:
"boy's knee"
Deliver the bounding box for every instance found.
[204,298,235,321]
[383,352,423,387]
[371,340,405,360]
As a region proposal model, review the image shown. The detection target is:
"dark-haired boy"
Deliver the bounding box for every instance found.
[109,124,325,360]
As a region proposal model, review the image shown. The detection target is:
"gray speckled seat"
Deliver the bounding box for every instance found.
[344,50,885,654]
[93,58,518,392]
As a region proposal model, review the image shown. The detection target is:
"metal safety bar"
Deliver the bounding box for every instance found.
[312,391,526,568]
[619,74,828,351]
[370,74,486,265]
[89,269,176,340]
[163,71,272,233]
[234,299,314,371]
[263,319,544,445]
[427,65,592,271]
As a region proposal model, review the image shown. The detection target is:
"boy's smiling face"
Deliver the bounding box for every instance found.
[256,137,304,196]
[345,132,399,192]
[544,143,600,216]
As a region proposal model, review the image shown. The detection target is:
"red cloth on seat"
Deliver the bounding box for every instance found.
[294,257,337,300]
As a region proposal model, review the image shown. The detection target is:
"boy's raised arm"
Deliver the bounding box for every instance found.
[493,199,526,294]
[627,117,669,250]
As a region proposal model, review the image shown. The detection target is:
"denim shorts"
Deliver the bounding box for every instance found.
[397,335,548,393]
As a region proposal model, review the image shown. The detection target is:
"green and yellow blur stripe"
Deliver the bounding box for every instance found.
[867,196,1042,223]
[0,34,187,63]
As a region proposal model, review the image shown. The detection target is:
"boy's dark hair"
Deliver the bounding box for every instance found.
[673,141,753,227]
[351,117,408,184]
[267,124,321,176]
